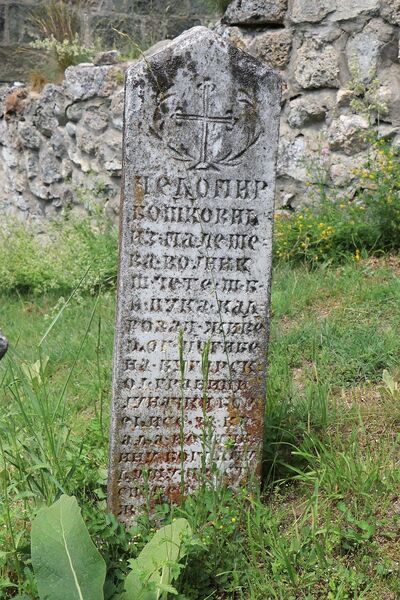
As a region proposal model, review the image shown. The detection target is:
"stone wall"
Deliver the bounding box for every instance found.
[1,0,400,220]
[0,0,215,81]
[0,57,129,219]
[216,0,400,209]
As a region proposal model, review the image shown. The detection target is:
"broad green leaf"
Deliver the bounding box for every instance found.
[31,494,106,600]
[123,518,192,600]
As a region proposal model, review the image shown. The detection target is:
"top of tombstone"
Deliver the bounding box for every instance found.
[124,27,280,177]
[128,25,279,91]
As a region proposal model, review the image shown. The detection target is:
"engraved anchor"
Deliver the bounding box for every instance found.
[174,82,236,170]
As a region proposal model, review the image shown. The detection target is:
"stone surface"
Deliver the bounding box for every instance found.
[381,0,400,25]
[291,0,379,23]
[93,50,121,66]
[223,0,287,25]
[336,88,354,108]
[64,65,114,101]
[378,65,400,126]
[0,62,131,221]
[329,152,366,186]
[332,0,379,21]
[277,135,307,181]
[290,0,333,23]
[287,95,330,128]
[294,39,340,89]
[328,115,369,154]
[18,123,42,149]
[108,26,280,522]
[247,30,292,69]
[346,19,393,83]
[346,32,382,83]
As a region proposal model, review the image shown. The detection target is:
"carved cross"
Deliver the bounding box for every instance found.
[175,82,235,170]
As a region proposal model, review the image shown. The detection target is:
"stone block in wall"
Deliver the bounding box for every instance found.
[32,108,58,138]
[277,135,307,182]
[68,148,94,174]
[294,39,340,89]
[94,50,121,66]
[247,30,292,70]
[287,94,332,128]
[2,145,18,168]
[81,103,110,132]
[66,102,84,123]
[110,88,125,131]
[328,115,369,155]
[25,151,39,180]
[31,85,67,123]
[18,122,42,149]
[40,149,63,185]
[290,0,332,24]
[76,126,97,156]
[329,152,368,187]
[63,64,120,101]
[336,88,354,108]
[346,19,394,83]
[97,130,122,177]
[222,0,287,25]
[381,0,400,25]
[378,64,400,126]
[290,0,379,23]
[334,0,379,21]
[212,22,247,50]
[50,130,66,158]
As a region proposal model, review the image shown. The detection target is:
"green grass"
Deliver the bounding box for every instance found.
[0,258,399,598]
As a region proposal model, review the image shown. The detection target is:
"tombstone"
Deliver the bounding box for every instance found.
[108,26,281,523]
[0,331,8,360]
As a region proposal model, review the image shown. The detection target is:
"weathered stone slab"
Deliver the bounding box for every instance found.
[290,0,379,23]
[223,0,287,25]
[294,39,340,90]
[107,26,280,523]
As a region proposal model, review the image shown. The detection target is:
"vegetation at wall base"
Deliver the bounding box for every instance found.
[274,138,400,265]
[1,256,399,598]
[0,210,118,295]
[1,138,400,299]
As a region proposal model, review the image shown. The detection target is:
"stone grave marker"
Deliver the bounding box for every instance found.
[108,26,281,523]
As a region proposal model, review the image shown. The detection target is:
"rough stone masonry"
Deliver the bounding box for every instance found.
[1,0,399,221]
[108,26,281,522]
